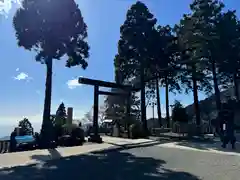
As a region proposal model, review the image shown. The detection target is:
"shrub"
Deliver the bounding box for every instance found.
[54,125,64,145]
[57,126,85,147]
[69,127,85,146]
[171,100,188,123]
[34,132,40,147]
[71,127,84,140]
[129,122,146,139]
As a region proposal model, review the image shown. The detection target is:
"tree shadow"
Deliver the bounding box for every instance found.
[0,148,201,180]
[30,139,169,163]
[104,139,171,150]
[175,141,240,154]
[150,133,214,143]
[31,148,62,162]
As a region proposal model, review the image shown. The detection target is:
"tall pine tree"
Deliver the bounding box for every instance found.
[153,25,181,128]
[55,102,67,126]
[189,0,224,114]
[175,8,213,131]
[13,0,89,146]
[116,1,157,133]
[216,10,240,102]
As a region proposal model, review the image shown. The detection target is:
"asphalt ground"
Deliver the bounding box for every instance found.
[0,138,239,180]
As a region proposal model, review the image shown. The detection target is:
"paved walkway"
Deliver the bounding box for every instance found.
[1,136,240,179]
[0,137,153,169]
[1,136,240,169]
[156,141,240,156]
[102,136,155,146]
[0,142,113,168]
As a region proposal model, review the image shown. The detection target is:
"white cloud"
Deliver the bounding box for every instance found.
[14,72,28,80]
[14,72,30,81]
[67,78,82,89]
[15,68,19,72]
[13,72,33,82]
[0,0,21,17]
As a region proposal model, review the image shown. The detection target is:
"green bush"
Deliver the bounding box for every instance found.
[54,125,64,142]
[171,100,188,123]
[129,122,146,139]
[57,127,85,147]
[70,127,85,145]
[71,127,84,140]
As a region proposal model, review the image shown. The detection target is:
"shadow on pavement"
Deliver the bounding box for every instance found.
[0,147,201,180]
[149,134,240,154]
[31,148,62,162]
[104,139,171,150]
[175,141,240,153]
[149,135,214,143]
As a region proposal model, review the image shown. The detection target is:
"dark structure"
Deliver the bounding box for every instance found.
[78,77,136,143]
[9,130,17,152]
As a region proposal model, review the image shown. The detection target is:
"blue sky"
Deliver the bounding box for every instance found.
[0,0,239,136]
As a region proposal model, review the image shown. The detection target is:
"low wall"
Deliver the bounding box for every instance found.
[172,123,213,134]
[0,140,10,153]
[151,128,171,136]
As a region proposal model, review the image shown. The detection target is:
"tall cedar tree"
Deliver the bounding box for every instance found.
[153,25,181,127]
[143,25,181,127]
[107,55,127,123]
[189,0,224,114]
[54,102,67,140]
[145,59,162,127]
[155,79,162,126]
[175,14,213,128]
[105,63,140,127]
[18,118,34,135]
[55,102,67,126]
[13,0,89,145]
[216,10,240,101]
[116,1,157,132]
[144,56,163,127]
[145,82,158,125]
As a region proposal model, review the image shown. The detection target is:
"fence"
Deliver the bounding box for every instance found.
[172,122,213,134]
[0,140,10,153]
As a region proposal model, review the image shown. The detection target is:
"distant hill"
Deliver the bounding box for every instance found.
[0,136,10,141]
[185,85,240,124]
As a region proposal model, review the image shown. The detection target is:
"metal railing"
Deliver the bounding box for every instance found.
[172,123,213,134]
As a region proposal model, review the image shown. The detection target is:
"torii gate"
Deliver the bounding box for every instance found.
[78,77,139,143]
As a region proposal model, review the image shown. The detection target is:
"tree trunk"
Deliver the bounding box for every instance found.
[140,62,147,134]
[41,58,53,147]
[211,58,221,112]
[192,71,201,134]
[165,75,170,128]
[156,79,162,127]
[234,73,239,102]
[126,93,131,138]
